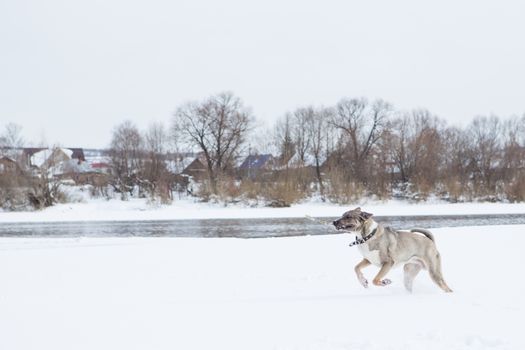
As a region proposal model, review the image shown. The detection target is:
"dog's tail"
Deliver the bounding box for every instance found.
[410,228,434,242]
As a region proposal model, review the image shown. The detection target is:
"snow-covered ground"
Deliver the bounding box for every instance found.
[1,196,524,223]
[1,225,523,349]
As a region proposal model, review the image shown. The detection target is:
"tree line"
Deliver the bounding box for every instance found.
[1,91,525,210]
[109,92,525,205]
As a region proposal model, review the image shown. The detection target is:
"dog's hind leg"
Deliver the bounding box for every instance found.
[427,253,453,293]
[373,261,394,286]
[354,259,371,288]
[403,263,422,292]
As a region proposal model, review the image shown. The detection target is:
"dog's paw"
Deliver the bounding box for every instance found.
[359,277,369,288]
[373,279,392,286]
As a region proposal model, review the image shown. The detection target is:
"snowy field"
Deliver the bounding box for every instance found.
[1,225,523,350]
[0,197,524,222]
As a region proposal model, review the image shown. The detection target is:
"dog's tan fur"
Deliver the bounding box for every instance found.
[334,207,453,293]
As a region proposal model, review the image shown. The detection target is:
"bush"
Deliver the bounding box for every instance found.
[325,170,365,204]
[0,173,30,210]
[260,180,307,206]
[504,173,525,202]
[27,175,66,210]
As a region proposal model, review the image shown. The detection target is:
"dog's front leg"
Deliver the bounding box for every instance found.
[354,259,371,288]
[373,261,394,286]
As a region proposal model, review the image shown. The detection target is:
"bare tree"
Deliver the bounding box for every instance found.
[0,123,25,159]
[330,98,391,182]
[2,123,24,147]
[306,107,333,199]
[143,122,172,202]
[172,92,254,194]
[388,114,410,184]
[501,115,525,201]
[273,114,295,166]
[271,107,318,197]
[466,116,502,196]
[145,122,168,155]
[26,145,69,209]
[250,123,276,155]
[0,123,29,209]
[441,126,471,201]
[109,120,144,198]
[290,107,314,166]
[389,109,444,196]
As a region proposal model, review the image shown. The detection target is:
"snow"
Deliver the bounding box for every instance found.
[286,151,319,168]
[0,196,524,223]
[29,148,76,175]
[0,224,523,349]
[30,148,52,168]
[165,154,199,174]
[61,147,74,159]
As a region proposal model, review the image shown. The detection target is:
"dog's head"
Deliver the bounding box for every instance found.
[332,207,373,231]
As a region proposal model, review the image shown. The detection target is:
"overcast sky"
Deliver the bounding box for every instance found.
[1,0,524,148]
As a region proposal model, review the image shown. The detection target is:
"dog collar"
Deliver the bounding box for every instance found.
[349,227,377,247]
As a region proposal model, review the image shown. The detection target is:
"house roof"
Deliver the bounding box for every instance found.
[30,149,54,168]
[0,156,22,173]
[91,162,111,169]
[284,151,325,168]
[22,147,47,157]
[183,158,207,171]
[69,148,85,161]
[0,156,17,163]
[23,147,85,161]
[165,152,200,174]
[239,154,274,170]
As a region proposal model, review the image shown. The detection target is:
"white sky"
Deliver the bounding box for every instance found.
[1,0,524,148]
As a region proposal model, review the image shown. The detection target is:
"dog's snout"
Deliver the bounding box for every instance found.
[332,220,338,226]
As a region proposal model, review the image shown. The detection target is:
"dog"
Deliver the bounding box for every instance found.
[333,207,453,293]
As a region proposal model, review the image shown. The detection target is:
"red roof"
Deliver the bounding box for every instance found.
[92,162,110,169]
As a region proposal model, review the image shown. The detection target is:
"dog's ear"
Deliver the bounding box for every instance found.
[359,211,373,221]
[345,207,361,217]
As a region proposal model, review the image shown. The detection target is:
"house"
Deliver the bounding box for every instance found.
[182,156,208,180]
[65,171,110,187]
[284,152,319,169]
[17,147,88,179]
[165,152,199,175]
[22,147,85,170]
[239,154,275,170]
[68,148,86,163]
[238,154,276,178]
[83,149,112,174]
[0,147,24,163]
[0,156,23,175]
[90,162,111,174]
[34,148,71,169]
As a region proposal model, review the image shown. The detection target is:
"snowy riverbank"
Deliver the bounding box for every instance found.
[1,224,523,349]
[1,197,525,223]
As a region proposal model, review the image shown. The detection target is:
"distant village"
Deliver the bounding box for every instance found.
[0,144,331,209]
[0,146,326,188]
[0,147,311,180]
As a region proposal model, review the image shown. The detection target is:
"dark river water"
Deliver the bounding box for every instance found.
[0,214,524,238]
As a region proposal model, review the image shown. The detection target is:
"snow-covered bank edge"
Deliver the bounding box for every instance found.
[0,197,524,223]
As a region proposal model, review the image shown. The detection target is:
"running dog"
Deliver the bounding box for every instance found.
[333,207,453,292]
